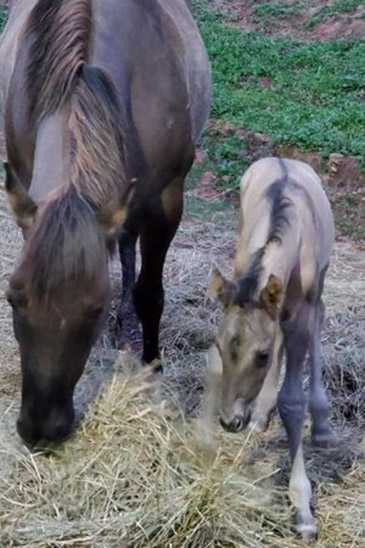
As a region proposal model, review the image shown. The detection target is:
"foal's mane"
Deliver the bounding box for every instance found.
[235,161,294,305]
[24,0,128,303]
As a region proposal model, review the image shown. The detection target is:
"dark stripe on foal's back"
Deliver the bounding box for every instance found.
[235,247,265,306]
[265,159,294,245]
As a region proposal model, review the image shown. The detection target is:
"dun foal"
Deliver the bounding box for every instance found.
[209,157,335,540]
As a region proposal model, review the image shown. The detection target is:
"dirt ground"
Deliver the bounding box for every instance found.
[215,0,365,40]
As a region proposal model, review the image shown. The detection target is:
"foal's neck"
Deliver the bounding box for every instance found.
[235,210,301,298]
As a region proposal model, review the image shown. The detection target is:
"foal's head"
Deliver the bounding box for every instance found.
[211,269,283,433]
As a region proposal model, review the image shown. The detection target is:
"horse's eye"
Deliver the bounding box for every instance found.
[256,350,270,367]
[6,290,27,310]
[6,293,16,309]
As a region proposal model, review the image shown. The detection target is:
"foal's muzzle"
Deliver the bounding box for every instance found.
[220,409,252,433]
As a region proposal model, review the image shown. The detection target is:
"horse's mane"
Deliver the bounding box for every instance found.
[27,0,91,122]
[26,187,107,304]
[24,0,128,303]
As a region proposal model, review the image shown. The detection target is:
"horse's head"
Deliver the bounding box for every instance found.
[4,164,133,446]
[7,263,109,447]
[211,269,283,433]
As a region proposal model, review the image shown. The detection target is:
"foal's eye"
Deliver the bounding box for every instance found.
[256,350,270,367]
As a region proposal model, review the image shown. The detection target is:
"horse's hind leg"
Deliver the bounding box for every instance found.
[117,231,141,350]
[250,327,283,431]
[309,298,334,447]
[134,178,183,368]
[279,302,317,541]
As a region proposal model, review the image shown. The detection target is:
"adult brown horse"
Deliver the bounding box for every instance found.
[0,0,211,446]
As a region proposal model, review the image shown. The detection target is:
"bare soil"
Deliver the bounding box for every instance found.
[215,0,365,40]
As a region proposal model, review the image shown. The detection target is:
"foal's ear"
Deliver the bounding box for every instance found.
[260,274,283,318]
[210,269,235,307]
[3,162,38,231]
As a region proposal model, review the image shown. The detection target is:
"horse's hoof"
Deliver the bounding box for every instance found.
[145,358,164,375]
[311,428,336,448]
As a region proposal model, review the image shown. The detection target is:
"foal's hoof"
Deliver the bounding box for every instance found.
[249,410,273,433]
[296,512,317,542]
[249,417,270,433]
[298,524,317,543]
[312,428,336,448]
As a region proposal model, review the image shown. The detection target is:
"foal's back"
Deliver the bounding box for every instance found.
[236,157,335,294]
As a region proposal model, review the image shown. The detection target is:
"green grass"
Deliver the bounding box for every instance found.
[193,1,365,168]
[330,192,365,239]
[252,1,301,22]
[306,0,365,29]
[0,7,7,33]
[190,1,365,238]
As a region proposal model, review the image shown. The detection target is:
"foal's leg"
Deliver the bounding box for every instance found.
[117,231,140,349]
[279,303,316,541]
[251,327,284,431]
[134,178,183,368]
[309,299,334,447]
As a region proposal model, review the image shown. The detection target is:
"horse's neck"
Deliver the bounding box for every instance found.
[29,112,67,202]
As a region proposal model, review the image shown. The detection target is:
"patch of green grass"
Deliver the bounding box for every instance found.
[202,133,249,187]
[0,7,8,33]
[185,194,231,218]
[306,0,365,29]
[252,1,301,23]
[193,0,365,170]
[330,192,365,239]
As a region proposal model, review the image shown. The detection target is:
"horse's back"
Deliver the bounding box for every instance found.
[0,0,38,159]
[155,0,211,141]
[91,0,211,172]
[4,0,211,196]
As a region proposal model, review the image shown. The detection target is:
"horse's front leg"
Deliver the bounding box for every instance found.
[250,327,283,431]
[279,303,317,541]
[134,178,184,369]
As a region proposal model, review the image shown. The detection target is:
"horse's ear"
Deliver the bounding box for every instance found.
[96,182,135,238]
[260,274,283,318]
[210,269,235,307]
[3,162,38,231]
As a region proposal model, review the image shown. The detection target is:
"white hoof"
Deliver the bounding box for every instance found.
[296,511,317,542]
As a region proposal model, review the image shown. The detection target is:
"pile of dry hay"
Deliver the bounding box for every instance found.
[0,360,364,548]
[0,180,365,547]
